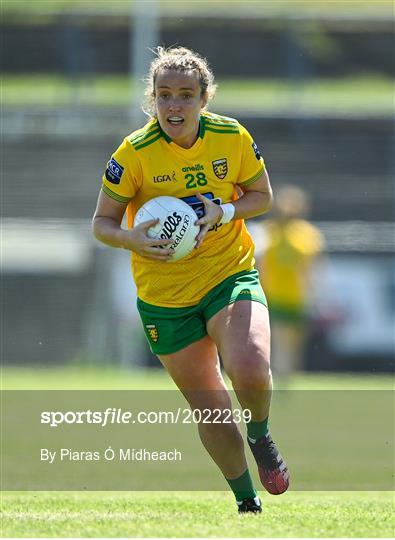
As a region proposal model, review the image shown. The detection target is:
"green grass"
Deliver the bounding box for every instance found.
[1,0,393,17]
[2,368,393,537]
[1,491,393,537]
[2,365,393,390]
[2,75,394,116]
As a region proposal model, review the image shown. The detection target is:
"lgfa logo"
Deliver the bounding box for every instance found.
[153,171,177,183]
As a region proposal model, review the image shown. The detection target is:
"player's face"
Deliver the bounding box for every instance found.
[154,69,208,149]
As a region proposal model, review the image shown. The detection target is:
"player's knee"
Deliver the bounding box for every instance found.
[233,370,270,391]
[186,389,232,412]
[229,349,271,390]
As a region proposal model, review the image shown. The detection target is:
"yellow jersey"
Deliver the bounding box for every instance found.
[260,219,324,310]
[101,111,265,307]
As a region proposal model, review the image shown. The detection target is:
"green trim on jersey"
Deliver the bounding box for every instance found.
[151,119,172,144]
[101,184,131,203]
[160,126,172,143]
[202,111,238,126]
[129,115,239,149]
[205,126,239,134]
[239,166,265,187]
[129,120,164,151]
[129,122,158,142]
[130,126,160,145]
[204,119,239,128]
[198,117,205,139]
[134,132,163,150]
[205,122,239,129]
[203,114,240,135]
[130,121,157,138]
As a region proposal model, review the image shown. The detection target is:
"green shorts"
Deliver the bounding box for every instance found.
[137,269,267,355]
[268,302,307,323]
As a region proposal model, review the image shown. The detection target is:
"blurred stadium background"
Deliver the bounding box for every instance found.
[2,0,394,375]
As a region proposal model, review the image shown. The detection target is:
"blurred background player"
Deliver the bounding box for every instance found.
[259,185,324,381]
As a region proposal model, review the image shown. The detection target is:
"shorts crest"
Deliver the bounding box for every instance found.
[146,324,159,343]
[212,158,228,179]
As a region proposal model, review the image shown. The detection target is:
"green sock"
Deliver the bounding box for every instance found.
[226,468,257,502]
[247,417,269,441]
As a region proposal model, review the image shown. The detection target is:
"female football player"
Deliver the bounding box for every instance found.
[259,185,325,382]
[92,46,289,513]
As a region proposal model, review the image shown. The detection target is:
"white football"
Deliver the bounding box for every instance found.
[134,196,199,261]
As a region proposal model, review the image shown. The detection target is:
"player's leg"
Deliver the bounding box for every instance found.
[207,300,289,495]
[207,300,272,426]
[158,336,261,512]
[138,292,261,511]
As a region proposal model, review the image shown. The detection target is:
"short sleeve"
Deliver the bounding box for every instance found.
[237,124,265,187]
[101,138,141,203]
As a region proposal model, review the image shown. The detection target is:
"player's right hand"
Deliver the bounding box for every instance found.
[124,219,174,260]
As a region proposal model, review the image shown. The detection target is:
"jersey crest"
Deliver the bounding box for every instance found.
[212,158,228,179]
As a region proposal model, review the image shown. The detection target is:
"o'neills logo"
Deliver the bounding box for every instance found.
[169,215,190,249]
[153,171,177,183]
[212,158,228,179]
[182,164,204,172]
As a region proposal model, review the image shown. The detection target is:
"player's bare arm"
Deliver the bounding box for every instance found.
[235,168,273,219]
[92,190,173,260]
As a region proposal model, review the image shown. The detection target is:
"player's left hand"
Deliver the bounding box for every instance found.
[194,192,223,249]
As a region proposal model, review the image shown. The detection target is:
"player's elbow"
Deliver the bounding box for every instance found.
[265,187,274,211]
[259,187,273,215]
[91,215,105,242]
[92,220,100,243]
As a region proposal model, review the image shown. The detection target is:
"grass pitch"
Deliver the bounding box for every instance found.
[3,76,394,116]
[2,0,393,18]
[2,365,393,390]
[2,491,393,537]
[1,367,394,537]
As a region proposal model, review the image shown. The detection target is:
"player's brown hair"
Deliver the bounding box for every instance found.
[275,185,310,218]
[143,46,217,116]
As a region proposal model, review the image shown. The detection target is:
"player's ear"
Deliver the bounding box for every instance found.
[200,91,209,109]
